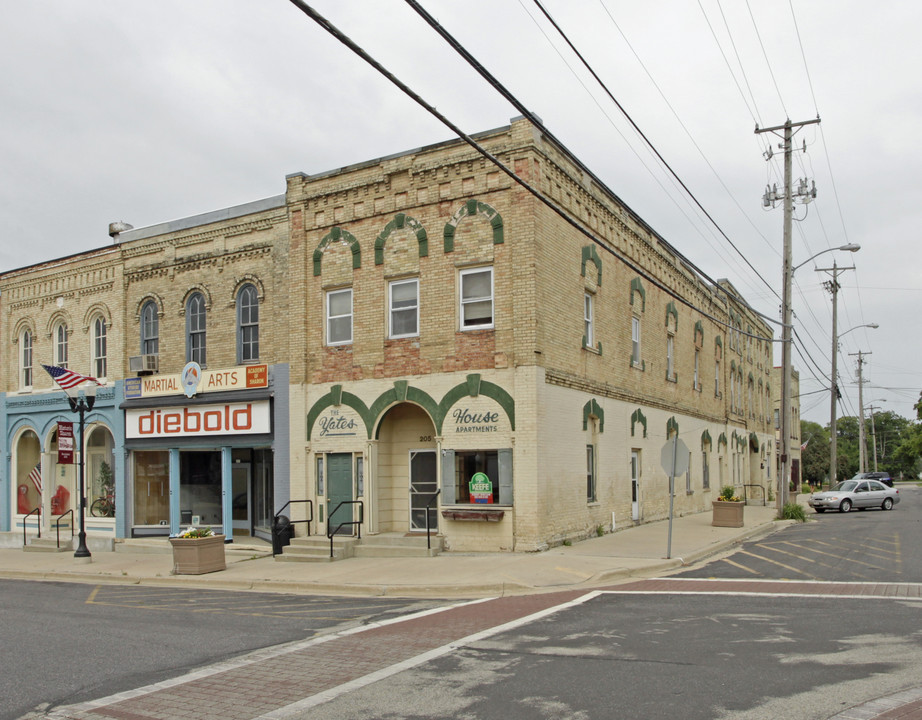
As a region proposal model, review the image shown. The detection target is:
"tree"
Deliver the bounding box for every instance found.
[799,420,829,486]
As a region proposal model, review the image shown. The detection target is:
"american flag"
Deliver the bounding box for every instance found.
[28,463,42,494]
[42,364,99,390]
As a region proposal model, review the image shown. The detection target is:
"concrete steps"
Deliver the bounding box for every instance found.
[274,533,443,562]
[276,535,356,563]
[23,537,72,553]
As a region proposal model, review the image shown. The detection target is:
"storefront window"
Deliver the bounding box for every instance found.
[180,451,222,527]
[15,430,42,515]
[88,426,115,518]
[133,451,169,526]
[454,450,499,504]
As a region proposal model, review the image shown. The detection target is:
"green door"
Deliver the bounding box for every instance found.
[327,453,354,535]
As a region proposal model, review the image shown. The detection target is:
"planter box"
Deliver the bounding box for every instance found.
[169,534,226,575]
[711,500,745,528]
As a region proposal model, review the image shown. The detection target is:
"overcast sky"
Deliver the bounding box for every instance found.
[2,1,920,427]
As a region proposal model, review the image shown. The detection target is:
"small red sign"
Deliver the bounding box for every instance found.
[246,365,268,388]
[57,422,74,465]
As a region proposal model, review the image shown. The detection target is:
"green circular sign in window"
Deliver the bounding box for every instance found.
[469,472,493,503]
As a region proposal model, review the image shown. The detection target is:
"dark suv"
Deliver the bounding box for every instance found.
[851,471,893,487]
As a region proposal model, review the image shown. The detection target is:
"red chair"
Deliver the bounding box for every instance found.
[50,485,71,515]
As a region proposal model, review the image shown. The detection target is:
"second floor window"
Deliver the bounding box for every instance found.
[389,279,418,338]
[20,329,33,388]
[460,267,493,330]
[186,293,207,365]
[93,317,107,379]
[55,323,68,368]
[631,316,641,366]
[584,293,594,348]
[141,301,159,355]
[666,334,675,381]
[327,288,353,345]
[237,284,259,362]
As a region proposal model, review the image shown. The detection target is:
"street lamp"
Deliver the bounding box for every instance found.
[830,322,878,486]
[65,382,96,560]
[779,243,860,516]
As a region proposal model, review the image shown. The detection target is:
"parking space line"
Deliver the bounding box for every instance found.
[717,557,761,575]
[737,550,814,578]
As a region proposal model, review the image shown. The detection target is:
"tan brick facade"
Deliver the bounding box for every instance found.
[2,117,777,551]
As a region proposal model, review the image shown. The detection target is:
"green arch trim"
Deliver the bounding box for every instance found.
[694,320,704,346]
[370,382,442,440]
[630,277,645,312]
[715,335,723,352]
[665,301,678,328]
[443,199,504,253]
[730,359,737,373]
[374,213,428,265]
[313,227,361,276]
[306,385,374,440]
[630,408,647,438]
[718,432,727,449]
[438,373,516,434]
[749,432,760,452]
[582,399,604,433]
[701,429,712,449]
[581,245,602,285]
[666,416,679,438]
[748,372,755,384]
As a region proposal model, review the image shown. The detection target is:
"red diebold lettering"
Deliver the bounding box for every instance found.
[232,404,252,430]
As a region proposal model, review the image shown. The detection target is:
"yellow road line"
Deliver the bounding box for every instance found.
[738,550,814,578]
[719,557,761,575]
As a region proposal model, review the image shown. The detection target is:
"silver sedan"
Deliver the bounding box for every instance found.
[808,479,900,513]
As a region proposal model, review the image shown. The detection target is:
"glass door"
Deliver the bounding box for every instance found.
[410,450,438,531]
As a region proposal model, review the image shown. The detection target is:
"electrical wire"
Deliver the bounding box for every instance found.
[287,0,776,340]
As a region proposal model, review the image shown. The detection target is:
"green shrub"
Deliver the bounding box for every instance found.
[719,485,741,501]
[782,502,807,522]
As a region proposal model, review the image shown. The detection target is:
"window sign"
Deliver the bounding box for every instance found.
[469,471,493,504]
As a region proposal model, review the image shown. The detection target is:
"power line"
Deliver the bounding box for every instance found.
[287,0,776,340]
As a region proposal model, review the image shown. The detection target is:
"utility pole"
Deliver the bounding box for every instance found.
[816,261,855,486]
[757,117,820,515]
[866,404,882,472]
[849,350,871,472]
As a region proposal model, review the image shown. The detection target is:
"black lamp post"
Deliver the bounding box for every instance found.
[66,383,96,559]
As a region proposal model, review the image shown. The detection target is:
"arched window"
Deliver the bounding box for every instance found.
[20,329,33,388]
[54,323,68,368]
[186,293,206,365]
[140,301,159,355]
[92,316,107,378]
[236,284,259,363]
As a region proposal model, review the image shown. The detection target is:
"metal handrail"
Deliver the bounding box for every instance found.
[742,483,766,506]
[425,489,441,550]
[23,507,41,546]
[274,499,314,537]
[54,509,75,549]
[326,500,364,558]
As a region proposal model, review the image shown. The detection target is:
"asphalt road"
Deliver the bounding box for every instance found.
[0,582,440,720]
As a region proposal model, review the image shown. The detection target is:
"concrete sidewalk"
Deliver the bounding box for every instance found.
[0,503,785,598]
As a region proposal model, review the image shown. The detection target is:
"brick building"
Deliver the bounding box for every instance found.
[2,117,777,552]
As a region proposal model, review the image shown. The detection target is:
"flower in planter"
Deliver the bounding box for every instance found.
[718,485,743,502]
[174,526,215,539]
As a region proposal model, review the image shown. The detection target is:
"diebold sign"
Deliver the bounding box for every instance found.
[123,364,268,399]
[125,400,270,439]
[57,422,74,464]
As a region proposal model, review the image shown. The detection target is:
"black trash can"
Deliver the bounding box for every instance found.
[271,514,293,556]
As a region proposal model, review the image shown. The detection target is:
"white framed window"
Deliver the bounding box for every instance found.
[20,329,33,389]
[327,288,353,345]
[54,323,68,368]
[140,300,159,355]
[702,450,710,489]
[584,293,594,348]
[666,333,675,381]
[586,444,596,502]
[236,283,260,363]
[459,267,493,330]
[186,292,207,365]
[694,349,700,391]
[92,316,107,379]
[631,315,641,366]
[389,279,418,339]
[715,357,720,397]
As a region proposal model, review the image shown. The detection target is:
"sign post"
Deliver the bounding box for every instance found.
[660,436,689,559]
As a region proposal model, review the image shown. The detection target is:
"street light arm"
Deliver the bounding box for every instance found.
[793,243,860,273]
[839,323,879,339]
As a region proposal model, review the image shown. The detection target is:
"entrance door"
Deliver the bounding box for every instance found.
[327,453,354,535]
[409,450,438,532]
[631,450,641,521]
[232,465,251,537]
